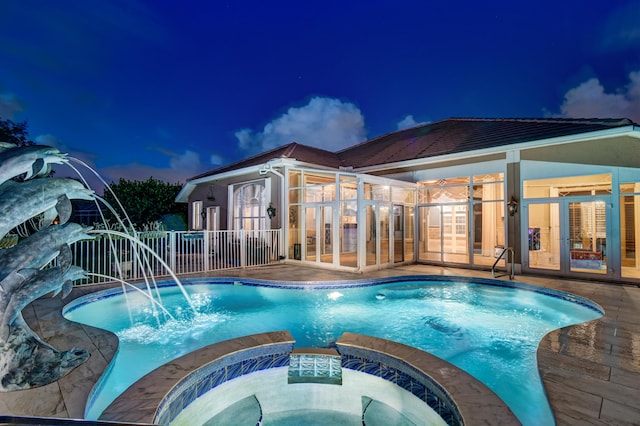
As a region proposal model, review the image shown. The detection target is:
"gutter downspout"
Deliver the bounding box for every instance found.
[262,162,286,259]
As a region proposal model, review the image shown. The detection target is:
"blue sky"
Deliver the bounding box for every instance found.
[1,1,639,191]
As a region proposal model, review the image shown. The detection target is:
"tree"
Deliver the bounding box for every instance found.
[102,177,187,229]
[0,117,34,146]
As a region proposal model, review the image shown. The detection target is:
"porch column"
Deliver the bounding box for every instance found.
[506,152,521,268]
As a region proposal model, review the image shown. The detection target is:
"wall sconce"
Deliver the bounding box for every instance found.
[267,203,276,219]
[507,196,519,216]
[200,208,206,221]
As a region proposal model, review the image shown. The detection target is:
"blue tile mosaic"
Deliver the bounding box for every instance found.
[410,381,426,400]
[223,351,250,367]
[157,412,168,426]
[379,364,396,382]
[182,385,196,408]
[396,371,412,391]
[167,396,183,424]
[337,345,464,426]
[341,355,364,371]
[196,375,211,398]
[242,357,259,374]
[273,352,291,368]
[226,361,244,381]
[209,368,227,388]
[154,340,293,425]
[426,391,440,407]
[255,354,276,371]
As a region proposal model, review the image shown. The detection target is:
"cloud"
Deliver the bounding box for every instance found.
[36,133,66,149]
[43,137,213,194]
[96,151,208,194]
[0,93,25,119]
[168,150,200,171]
[113,149,211,185]
[210,153,224,166]
[36,133,109,191]
[35,133,98,169]
[556,71,640,123]
[396,115,429,130]
[235,96,367,155]
[34,133,223,194]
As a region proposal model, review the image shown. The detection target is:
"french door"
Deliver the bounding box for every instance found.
[418,204,469,264]
[524,197,611,277]
[304,204,333,265]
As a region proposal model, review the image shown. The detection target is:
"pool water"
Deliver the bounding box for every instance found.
[64,277,602,425]
[263,410,361,426]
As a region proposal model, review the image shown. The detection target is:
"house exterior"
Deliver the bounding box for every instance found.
[176,117,640,284]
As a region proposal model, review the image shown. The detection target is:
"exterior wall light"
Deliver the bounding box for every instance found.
[267,203,277,219]
[507,196,519,216]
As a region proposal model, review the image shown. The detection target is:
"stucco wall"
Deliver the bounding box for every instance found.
[521,135,638,167]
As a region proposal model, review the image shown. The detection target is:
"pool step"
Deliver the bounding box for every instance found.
[205,394,262,425]
[288,348,342,385]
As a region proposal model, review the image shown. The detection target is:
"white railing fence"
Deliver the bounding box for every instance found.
[71,229,282,285]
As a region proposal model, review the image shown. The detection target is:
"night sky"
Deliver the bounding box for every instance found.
[1,1,639,191]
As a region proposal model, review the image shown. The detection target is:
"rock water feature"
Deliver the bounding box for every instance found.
[0,142,94,391]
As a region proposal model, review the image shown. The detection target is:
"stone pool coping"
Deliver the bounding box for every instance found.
[337,332,519,425]
[98,330,518,425]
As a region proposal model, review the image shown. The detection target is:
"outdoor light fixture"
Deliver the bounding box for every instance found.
[267,203,276,219]
[507,196,519,216]
[200,208,206,221]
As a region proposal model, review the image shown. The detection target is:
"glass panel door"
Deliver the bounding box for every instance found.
[304,207,316,261]
[340,202,357,267]
[569,200,607,274]
[419,206,442,262]
[621,193,640,279]
[320,205,333,265]
[527,202,560,271]
[404,206,415,262]
[305,205,334,265]
[380,205,390,264]
[393,205,404,263]
[363,202,393,267]
[366,205,377,266]
[525,199,609,276]
[443,204,468,263]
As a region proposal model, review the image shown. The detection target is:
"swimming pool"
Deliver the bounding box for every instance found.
[63,275,603,425]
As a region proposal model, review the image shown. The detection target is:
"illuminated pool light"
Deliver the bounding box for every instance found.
[327,291,343,300]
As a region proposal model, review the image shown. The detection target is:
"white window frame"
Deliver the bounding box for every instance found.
[192,200,203,230]
[228,178,272,230]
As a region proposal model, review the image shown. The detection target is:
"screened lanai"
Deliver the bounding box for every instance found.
[286,167,416,271]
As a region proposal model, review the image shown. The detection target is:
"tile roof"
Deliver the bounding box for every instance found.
[188,117,636,181]
[188,142,341,181]
[337,117,636,169]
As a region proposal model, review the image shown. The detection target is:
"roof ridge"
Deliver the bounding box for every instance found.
[282,142,299,157]
[187,142,298,181]
[448,117,634,126]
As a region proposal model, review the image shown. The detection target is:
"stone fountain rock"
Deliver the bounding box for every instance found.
[0,142,94,391]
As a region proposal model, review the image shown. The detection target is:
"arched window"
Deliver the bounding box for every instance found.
[232,181,268,230]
